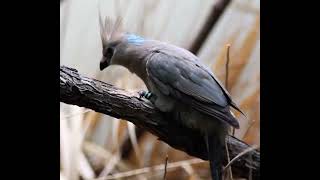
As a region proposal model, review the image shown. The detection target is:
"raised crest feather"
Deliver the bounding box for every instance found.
[98,7,123,48]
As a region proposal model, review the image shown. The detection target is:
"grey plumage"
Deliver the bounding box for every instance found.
[98,17,243,180]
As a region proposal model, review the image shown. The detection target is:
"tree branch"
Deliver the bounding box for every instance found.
[60,66,260,179]
[189,0,232,54]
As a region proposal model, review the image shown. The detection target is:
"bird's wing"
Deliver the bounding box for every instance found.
[146,51,240,128]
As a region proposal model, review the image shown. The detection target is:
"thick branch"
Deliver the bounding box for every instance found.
[60,66,260,179]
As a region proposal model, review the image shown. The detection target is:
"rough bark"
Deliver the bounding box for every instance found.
[60,66,260,179]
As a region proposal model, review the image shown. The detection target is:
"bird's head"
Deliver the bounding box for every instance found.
[98,16,145,71]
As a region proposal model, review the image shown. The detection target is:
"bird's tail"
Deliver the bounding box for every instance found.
[205,133,224,180]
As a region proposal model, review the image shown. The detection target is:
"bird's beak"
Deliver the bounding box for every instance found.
[99,57,109,71]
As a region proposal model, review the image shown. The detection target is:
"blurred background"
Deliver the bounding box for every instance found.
[60,0,260,179]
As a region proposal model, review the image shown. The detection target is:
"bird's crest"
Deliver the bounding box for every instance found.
[98,12,123,48]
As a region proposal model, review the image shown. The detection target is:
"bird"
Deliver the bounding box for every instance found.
[98,16,244,180]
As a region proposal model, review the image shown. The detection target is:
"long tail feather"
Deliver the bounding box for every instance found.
[205,133,224,180]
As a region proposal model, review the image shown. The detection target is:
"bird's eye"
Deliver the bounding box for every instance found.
[104,47,114,59]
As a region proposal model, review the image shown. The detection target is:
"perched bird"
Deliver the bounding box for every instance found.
[98,17,243,180]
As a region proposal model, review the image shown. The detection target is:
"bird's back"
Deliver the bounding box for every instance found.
[144,40,200,63]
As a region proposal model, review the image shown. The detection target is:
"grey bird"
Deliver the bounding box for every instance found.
[98,17,243,180]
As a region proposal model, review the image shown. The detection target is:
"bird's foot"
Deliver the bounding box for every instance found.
[138,90,154,100]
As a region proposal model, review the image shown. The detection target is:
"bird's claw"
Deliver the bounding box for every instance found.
[138,90,146,98]
[138,90,153,99]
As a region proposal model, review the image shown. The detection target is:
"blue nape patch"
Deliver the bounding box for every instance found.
[126,33,144,45]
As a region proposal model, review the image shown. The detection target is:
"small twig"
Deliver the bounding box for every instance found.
[88,158,204,180]
[225,44,231,91]
[181,162,198,178]
[163,155,169,180]
[225,44,236,137]
[223,145,259,171]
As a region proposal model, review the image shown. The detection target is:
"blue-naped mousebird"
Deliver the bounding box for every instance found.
[98,17,244,180]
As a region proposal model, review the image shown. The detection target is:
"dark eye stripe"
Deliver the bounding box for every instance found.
[104,47,114,58]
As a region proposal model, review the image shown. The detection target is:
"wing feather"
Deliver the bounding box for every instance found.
[146,51,240,128]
